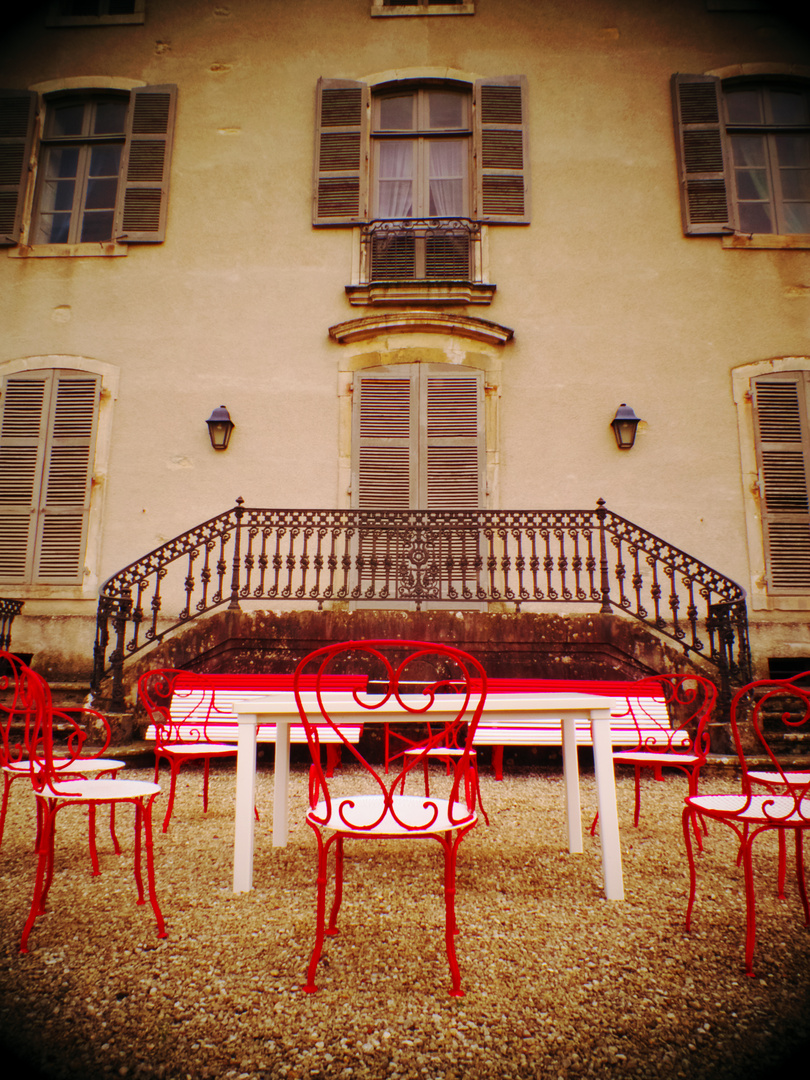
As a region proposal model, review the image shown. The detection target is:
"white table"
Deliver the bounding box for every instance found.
[231,691,625,900]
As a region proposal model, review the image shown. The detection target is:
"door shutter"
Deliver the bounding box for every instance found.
[0,370,100,584]
[115,84,177,243]
[0,372,49,581]
[353,369,417,508]
[0,89,37,247]
[671,74,735,235]
[313,78,369,226]
[474,76,530,224]
[423,371,483,508]
[753,372,810,593]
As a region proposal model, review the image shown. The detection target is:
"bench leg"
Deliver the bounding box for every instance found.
[491,746,504,781]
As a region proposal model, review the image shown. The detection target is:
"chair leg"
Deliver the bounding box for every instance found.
[442,833,464,997]
[778,829,788,899]
[162,759,182,832]
[796,829,809,925]
[88,802,101,876]
[139,797,167,939]
[740,830,760,977]
[0,772,13,848]
[682,803,699,934]
[109,803,121,855]
[327,834,344,935]
[20,802,57,953]
[304,827,331,993]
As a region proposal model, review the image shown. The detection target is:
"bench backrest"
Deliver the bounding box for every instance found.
[138,669,369,747]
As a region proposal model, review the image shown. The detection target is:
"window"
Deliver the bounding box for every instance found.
[370,1,474,16]
[314,75,529,302]
[672,74,810,241]
[0,369,100,585]
[752,372,810,594]
[47,1,146,27]
[0,84,177,251]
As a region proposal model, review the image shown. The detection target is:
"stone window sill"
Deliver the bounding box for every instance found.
[346,281,495,306]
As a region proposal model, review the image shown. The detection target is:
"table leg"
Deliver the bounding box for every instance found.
[592,717,625,901]
[272,718,291,848]
[233,716,258,893]
[561,716,583,854]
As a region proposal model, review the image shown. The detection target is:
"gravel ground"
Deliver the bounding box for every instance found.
[1,755,809,1080]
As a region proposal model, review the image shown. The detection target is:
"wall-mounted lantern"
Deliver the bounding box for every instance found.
[206,406,235,450]
[610,403,642,450]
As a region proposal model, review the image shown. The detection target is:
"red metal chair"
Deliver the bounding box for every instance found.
[15,655,166,953]
[294,639,488,997]
[590,673,717,847]
[683,672,810,976]
[138,669,241,832]
[1,651,126,870]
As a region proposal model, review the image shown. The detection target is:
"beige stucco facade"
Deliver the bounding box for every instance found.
[1,0,810,689]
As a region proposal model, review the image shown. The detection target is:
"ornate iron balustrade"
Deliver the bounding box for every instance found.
[92,499,751,710]
[0,598,24,652]
[361,217,480,281]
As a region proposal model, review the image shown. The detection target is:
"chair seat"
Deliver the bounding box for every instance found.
[308,793,476,835]
[35,778,161,802]
[688,792,810,825]
[748,770,810,785]
[160,742,237,756]
[4,757,125,775]
[614,750,701,766]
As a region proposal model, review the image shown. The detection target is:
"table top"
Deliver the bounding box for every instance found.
[230,691,620,717]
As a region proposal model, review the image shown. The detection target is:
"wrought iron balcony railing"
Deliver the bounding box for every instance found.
[361,218,481,281]
[0,597,24,653]
[93,500,750,710]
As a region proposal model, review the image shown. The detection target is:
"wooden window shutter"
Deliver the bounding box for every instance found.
[753,372,810,593]
[474,76,530,224]
[0,369,100,584]
[0,89,36,247]
[423,371,483,508]
[313,78,369,226]
[115,84,177,243]
[353,370,416,508]
[0,372,49,581]
[671,74,735,235]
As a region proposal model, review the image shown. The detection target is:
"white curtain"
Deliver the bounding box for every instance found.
[378,141,413,218]
[429,140,464,217]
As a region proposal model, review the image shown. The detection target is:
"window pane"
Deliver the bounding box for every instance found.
[726,88,762,124]
[379,94,414,130]
[732,135,767,167]
[93,99,128,135]
[89,144,122,178]
[770,88,809,126]
[738,201,774,233]
[429,139,465,216]
[378,141,413,217]
[36,214,72,244]
[428,91,464,129]
[49,102,86,137]
[774,134,810,169]
[80,210,115,242]
[84,177,119,210]
[782,204,810,232]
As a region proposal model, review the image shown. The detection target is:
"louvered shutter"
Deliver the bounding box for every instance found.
[353,370,417,508]
[115,84,177,243]
[0,370,99,584]
[753,373,810,593]
[0,90,36,247]
[671,74,735,235]
[474,77,530,224]
[0,372,49,581]
[423,372,483,508]
[313,79,369,226]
